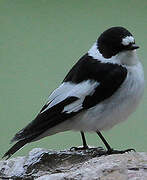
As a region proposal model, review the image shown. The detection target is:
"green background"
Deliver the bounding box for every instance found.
[0,0,147,158]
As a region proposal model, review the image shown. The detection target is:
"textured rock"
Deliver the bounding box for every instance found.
[0,148,147,180]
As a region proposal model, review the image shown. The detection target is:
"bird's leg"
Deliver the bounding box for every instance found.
[96,130,135,154]
[81,131,89,149]
[70,131,89,151]
[96,131,112,151]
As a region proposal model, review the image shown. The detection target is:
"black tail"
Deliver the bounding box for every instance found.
[3,97,79,159]
[2,139,28,159]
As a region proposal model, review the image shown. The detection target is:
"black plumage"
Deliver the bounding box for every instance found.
[64,54,127,108]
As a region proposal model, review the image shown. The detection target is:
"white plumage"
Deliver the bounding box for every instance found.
[122,36,135,46]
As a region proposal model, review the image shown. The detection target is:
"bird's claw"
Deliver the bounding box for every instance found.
[70,146,105,152]
[70,146,89,151]
[107,148,135,155]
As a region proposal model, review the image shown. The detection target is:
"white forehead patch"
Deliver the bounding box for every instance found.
[122,36,135,46]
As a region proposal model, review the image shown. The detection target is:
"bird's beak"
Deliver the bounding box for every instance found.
[129,44,140,50]
[131,44,139,50]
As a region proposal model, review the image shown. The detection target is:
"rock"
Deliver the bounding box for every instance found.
[0,148,147,180]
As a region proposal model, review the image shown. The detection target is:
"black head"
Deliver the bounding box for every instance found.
[97,27,139,58]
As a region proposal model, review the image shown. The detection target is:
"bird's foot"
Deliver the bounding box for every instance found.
[70,145,89,151]
[70,146,107,157]
[107,148,135,155]
[70,146,105,152]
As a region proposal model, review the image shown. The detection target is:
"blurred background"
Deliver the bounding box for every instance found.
[0,0,147,158]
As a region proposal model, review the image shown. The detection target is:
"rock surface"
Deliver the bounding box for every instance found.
[0,148,147,180]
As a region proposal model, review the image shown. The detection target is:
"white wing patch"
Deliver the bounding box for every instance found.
[63,80,99,113]
[41,80,99,114]
[41,82,74,113]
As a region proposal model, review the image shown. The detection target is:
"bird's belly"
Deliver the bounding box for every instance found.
[72,66,144,132]
[80,94,140,131]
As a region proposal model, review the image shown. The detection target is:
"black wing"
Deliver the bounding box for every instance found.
[64,53,127,108]
[3,54,127,159]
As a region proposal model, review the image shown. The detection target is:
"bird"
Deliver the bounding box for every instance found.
[3,26,144,159]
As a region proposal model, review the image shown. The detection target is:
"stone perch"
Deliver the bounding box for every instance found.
[0,148,147,180]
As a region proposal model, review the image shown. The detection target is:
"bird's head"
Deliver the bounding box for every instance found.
[97,27,139,59]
